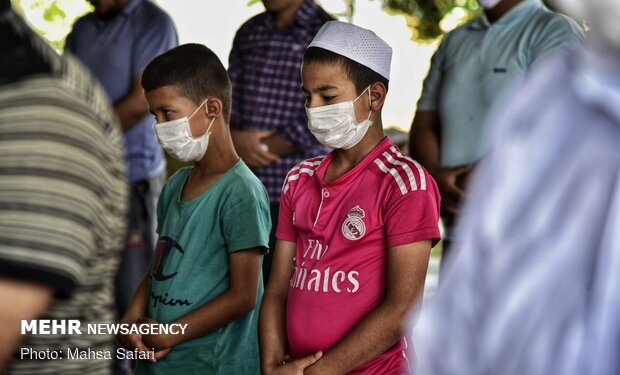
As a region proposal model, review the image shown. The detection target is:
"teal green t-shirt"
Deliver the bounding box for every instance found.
[136,161,271,375]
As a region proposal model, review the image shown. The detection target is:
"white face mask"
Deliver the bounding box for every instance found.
[154,100,216,162]
[306,86,373,150]
[477,0,502,9]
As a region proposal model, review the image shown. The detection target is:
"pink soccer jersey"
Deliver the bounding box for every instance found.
[277,137,441,374]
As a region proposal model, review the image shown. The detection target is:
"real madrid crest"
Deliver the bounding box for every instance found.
[342,205,366,241]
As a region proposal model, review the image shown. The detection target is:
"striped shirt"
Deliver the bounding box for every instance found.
[0,7,128,375]
[413,49,620,375]
[228,0,332,202]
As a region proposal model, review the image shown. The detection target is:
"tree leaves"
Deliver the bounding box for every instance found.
[378,0,481,40]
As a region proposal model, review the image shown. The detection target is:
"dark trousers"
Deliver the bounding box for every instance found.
[262,203,280,286]
[113,173,164,375]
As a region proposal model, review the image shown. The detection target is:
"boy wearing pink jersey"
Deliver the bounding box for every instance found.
[259,21,441,375]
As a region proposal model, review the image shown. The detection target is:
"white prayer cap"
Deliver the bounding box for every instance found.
[308,21,392,80]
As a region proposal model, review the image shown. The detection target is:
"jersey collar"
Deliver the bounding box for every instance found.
[316,136,392,188]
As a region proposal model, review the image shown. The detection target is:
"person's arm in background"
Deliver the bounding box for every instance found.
[64,20,149,132]
[114,74,149,132]
[261,133,296,157]
[0,280,52,371]
[409,110,441,170]
[66,25,151,133]
[410,111,470,217]
[231,128,281,168]
[114,73,149,132]
[409,36,470,218]
[117,9,178,133]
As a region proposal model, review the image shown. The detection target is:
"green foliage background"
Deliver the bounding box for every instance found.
[380,0,481,40]
[12,0,92,50]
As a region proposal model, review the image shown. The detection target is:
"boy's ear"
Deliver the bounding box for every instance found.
[205,97,223,118]
[369,82,387,112]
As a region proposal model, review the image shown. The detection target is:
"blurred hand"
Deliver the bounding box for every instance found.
[431,165,473,217]
[232,130,279,168]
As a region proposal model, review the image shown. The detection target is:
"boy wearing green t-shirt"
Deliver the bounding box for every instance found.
[118,43,271,374]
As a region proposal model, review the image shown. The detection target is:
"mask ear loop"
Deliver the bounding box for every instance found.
[188,99,210,120]
[351,86,373,122]
[205,116,216,135]
[352,85,372,103]
[366,86,373,120]
[189,100,216,139]
[199,99,216,137]
[204,98,217,135]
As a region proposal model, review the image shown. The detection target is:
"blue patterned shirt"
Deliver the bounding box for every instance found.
[229,0,332,202]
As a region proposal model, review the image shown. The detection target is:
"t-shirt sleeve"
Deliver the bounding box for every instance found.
[417,37,448,111]
[275,168,298,242]
[530,15,584,67]
[0,123,100,299]
[222,185,271,253]
[384,178,442,249]
[132,11,178,75]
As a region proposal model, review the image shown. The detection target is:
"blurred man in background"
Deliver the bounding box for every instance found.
[229,0,332,283]
[413,0,620,374]
[0,1,128,373]
[409,0,583,266]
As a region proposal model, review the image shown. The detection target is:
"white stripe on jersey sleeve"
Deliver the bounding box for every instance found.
[382,151,418,191]
[390,146,427,191]
[282,157,325,194]
[374,159,408,195]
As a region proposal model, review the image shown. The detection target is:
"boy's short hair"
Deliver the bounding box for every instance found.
[303,47,389,94]
[142,43,232,121]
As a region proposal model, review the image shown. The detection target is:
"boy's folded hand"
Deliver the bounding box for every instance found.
[118,330,150,353]
[263,351,322,375]
[116,316,147,351]
[152,347,172,363]
[137,316,173,362]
